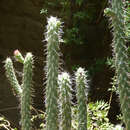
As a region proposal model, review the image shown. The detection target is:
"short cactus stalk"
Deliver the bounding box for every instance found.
[5,58,22,96]
[58,72,72,130]
[75,67,88,130]
[104,0,130,129]
[45,16,63,130]
[21,53,33,130]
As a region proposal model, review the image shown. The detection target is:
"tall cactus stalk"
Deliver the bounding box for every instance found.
[5,50,33,130]
[45,16,63,130]
[21,53,33,130]
[104,1,130,129]
[75,67,88,130]
[58,72,72,130]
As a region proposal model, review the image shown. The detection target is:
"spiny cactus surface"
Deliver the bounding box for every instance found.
[21,53,33,130]
[105,0,130,129]
[75,67,88,130]
[45,16,63,130]
[58,72,72,130]
[5,57,22,95]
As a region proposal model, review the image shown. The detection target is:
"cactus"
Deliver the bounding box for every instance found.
[21,53,33,130]
[5,50,33,130]
[5,58,22,96]
[104,0,130,129]
[45,16,63,130]
[75,67,88,130]
[58,72,72,130]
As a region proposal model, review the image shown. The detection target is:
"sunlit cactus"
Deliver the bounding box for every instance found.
[21,53,33,130]
[58,72,72,130]
[5,50,33,130]
[75,67,88,130]
[5,57,22,96]
[104,0,130,129]
[45,16,63,130]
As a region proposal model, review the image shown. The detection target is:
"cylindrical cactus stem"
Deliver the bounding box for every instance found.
[45,16,63,130]
[75,67,88,130]
[105,0,130,129]
[21,53,33,130]
[58,72,72,130]
[4,57,22,96]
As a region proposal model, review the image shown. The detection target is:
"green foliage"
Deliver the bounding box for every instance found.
[64,27,83,44]
[43,0,99,45]
[88,58,106,76]
[70,100,116,130]
[40,9,48,15]
[88,101,114,130]
[75,0,83,6]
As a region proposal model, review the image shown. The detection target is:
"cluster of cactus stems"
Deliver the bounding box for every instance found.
[5,17,88,130]
[4,1,130,129]
[104,0,130,129]
[5,50,33,130]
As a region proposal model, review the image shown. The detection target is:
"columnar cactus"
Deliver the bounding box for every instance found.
[75,67,88,130]
[45,16,63,130]
[5,58,22,96]
[58,72,72,130]
[5,50,33,130]
[104,0,130,129]
[21,53,33,130]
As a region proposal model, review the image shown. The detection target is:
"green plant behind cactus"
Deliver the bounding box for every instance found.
[45,16,63,130]
[58,72,72,130]
[75,67,88,130]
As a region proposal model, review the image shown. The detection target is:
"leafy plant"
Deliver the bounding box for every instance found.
[87,101,114,130]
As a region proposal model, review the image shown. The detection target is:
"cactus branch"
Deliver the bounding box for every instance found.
[45,16,63,130]
[58,72,72,130]
[5,58,22,96]
[21,53,33,130]
[106,0,130,129]
[75,67,88,130]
